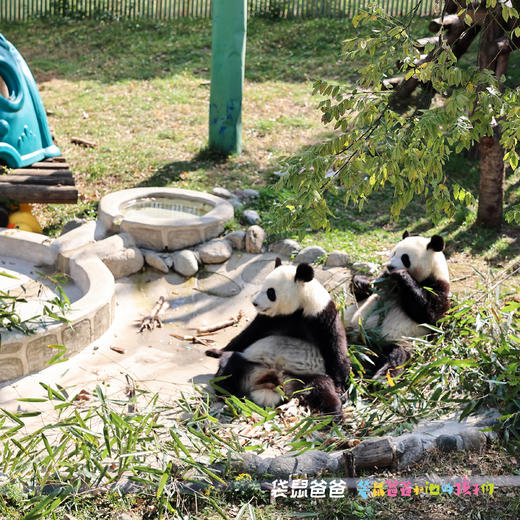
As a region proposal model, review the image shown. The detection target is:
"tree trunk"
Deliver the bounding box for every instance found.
[476,10,509,229]
[477,131,505,228]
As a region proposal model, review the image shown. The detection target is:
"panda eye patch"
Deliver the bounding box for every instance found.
[401,254,411,268]
[267,288,276,302]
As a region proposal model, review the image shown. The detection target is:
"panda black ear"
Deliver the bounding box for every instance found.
[274,257,282,268]
[427,235,444,252]
[402,230,410,239]
[295,263,314,283]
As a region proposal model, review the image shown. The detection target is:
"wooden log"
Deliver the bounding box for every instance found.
[0,175,75,185]
[7,168,73,177]
[0,184,78,203]
[351,437,395,469]
[29,161,70,170]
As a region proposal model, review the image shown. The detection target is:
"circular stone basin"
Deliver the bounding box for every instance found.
[0,229,115,383]
[98,188,234,251]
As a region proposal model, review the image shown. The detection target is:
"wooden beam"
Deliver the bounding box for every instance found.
[28,161,70,170]
[0,175,75,185]
[0,184,78,203]
[5,168,73,177]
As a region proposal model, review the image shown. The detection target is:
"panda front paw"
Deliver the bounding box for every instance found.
[205,348,223,359]
[389,269,408,281]
[350,275,373,301]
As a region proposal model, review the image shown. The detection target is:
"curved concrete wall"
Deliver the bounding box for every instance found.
[0,229,115,382]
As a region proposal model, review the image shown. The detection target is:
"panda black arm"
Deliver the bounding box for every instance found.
[218,314,275,353]
[307,301,351,393]
[390,270,450,324]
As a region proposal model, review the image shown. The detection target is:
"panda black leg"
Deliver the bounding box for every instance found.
[212,352,251,398]
[295,375,343,422]
[372,344,411,379]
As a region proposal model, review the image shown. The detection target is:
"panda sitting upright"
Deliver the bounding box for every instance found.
[206,258,351,419]
[344,231,450,378]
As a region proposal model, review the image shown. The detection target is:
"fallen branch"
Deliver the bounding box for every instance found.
[138,296,170,333]
[71,136,97,148]
[170,332,216,347]
[195,311,244,334]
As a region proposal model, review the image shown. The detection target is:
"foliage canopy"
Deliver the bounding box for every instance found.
[275,3,520,232]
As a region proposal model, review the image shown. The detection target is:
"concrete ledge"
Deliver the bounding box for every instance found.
[98,188,234,251]
[0,231,115,382]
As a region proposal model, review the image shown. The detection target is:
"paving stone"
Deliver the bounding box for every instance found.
[172,250,199,277]
[198,239,232,264]
[0,358,24,380]
[62,319,92,354]
[268,239,301,257]
[326,250,350,267]
[225,231,246,251]
[242,209,261,225]
[26,334,59,373]
[93,304,111,339]
[245,225,266,254]
[294,246,326,264]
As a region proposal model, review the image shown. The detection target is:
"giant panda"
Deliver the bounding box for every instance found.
[344,231,450,378]
[206,258,351,419]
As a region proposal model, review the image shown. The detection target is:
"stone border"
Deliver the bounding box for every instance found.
[233,411,499,477]
[98,188,234,251]
[0,229,115,382]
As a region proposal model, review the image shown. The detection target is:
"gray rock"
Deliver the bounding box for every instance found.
[352,261,380,275]
[101,246,144,279]
[225,231,246,251]
[60,218,87,236]
[395,434,424,470]
[268,239,301,257]
[436,434,463,452]
[86,232,136,257]
[245,225,266,254]
[212,187,233,199]
[235,188,260,200]
[294,246,326,264]
[242,209,261,225]
[198,239,232,264]
[229,196,244,210]
[326,250,350,267]
[172,250,199,277]
[459,429,486,451]
[143,249,170,274]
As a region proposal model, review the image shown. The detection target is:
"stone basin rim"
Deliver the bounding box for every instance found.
[99,187,234,229]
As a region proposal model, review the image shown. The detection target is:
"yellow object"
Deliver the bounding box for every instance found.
[7,211,42,233]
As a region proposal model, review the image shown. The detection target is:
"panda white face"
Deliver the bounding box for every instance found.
[252,261,331,317]
[386,233,449,283]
